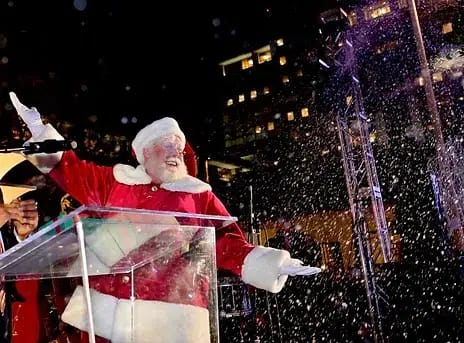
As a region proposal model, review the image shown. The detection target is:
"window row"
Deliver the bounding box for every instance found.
[225,69,306,106]
[225,108,311,147]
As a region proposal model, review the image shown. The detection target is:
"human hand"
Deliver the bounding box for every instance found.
[9,92,45,137]
[279,258,322,276]
[0,202,22,227]
[11,199,39,240]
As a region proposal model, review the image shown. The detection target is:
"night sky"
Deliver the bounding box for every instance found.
[0,0,338,144]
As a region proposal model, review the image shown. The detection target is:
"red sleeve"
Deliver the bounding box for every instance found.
[205,192,254,277]
[48,150,116,206]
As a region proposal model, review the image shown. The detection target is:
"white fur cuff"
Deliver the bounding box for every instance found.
[241,246,291,293]
[26,123,64,173]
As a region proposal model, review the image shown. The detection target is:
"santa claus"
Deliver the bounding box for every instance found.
[9,92,320,343]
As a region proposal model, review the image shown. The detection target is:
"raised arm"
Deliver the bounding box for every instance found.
[9,92,115,205]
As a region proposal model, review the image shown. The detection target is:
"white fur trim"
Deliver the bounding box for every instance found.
[112,298,210,343]
[113,164,152,185]
[26,123,64,173]
[132,117,186,165]
[113,165,212,194]
[83,221,178,267]
[241,246,291,293]
[67,247,111,277]
[61,286,118,340]
[84,224,126,266]
[161,175,211,193]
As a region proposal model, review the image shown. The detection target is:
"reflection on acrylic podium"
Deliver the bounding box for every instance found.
[0,205,238,343]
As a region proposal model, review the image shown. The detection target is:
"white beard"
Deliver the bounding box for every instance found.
[113,160,212,193]
[155,161,188,184]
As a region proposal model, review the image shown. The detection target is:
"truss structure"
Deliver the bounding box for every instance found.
[322,13,391,342]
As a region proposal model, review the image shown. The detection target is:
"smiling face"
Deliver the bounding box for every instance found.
[142,134,188,184]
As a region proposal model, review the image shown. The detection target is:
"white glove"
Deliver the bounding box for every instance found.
[9,91,65,173]
[279,258,322,276]
[9,92,45,137]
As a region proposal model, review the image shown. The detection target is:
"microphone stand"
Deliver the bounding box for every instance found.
[0,140,77,155]
[0,145,29,153]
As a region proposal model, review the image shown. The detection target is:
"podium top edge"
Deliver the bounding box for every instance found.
[66,205,238,223]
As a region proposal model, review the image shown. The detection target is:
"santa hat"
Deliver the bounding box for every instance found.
[131,117,186,165]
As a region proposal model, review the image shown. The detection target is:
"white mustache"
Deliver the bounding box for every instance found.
[165,157,182,167]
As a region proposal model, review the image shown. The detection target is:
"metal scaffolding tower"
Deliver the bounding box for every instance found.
[322,14,391,343]
[335,36,388,343]
[335,35,392,265]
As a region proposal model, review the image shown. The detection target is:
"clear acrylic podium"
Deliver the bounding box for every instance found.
[0,205,237,343]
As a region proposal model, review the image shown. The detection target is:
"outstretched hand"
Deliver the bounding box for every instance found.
[9,92,44,136]
[279,258,322,277]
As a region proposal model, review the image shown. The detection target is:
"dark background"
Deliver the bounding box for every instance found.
[0,0,337,146]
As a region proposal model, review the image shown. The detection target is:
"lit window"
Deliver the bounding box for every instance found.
[301,108,309,117]
[250,90,257,99]
[416,77,424,86]
[255,126,262,134]
[296,69,303,77]
[276,38,284,46]
[442,23,453,34]
[263,86,270,95]
[432,72,443,82]
[365,3,391,20]
[279,56,287,66]
[242,58,254,70]
[287,112,294,121]
[226,99,234,106]
[238,94,245,102]
[398,0,407,8]
[267,122,275,131]
[258,51,272,64]
[282,75,290,84]
[369,132,376,142]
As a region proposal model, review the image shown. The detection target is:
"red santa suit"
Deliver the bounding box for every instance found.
[26,120,293,343]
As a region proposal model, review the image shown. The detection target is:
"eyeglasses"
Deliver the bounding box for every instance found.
[156,139,184,156]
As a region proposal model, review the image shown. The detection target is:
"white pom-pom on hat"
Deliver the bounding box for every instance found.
[131,117,186,165]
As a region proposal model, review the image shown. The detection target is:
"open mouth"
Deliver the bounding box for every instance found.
[165,159,179,167]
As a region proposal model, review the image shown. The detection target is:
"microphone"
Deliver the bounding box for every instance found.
[23,139,78,154]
